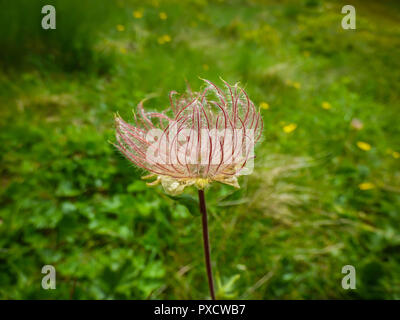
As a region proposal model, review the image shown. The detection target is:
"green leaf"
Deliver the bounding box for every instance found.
[166,194,201,216]
[216,274,241,299]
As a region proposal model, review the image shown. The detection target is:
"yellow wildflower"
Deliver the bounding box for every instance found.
[283,123,297,133]
[116,24,125,32]
[357,141,371,151]
[260,102,269,110]
[321,102,331,110]
[393,151,400,159]
[202,64,209,71]
[293,82,301,89]
[159,12,167,20]
[120,47,127,54]
[157,34,171,44]
[358,182,375,190]
[133,10,143,19]
[286,80,301,89]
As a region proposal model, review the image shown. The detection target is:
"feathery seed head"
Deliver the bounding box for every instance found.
[115,79,263,195]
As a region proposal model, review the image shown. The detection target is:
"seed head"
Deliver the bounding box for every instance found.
[115,79,263,195]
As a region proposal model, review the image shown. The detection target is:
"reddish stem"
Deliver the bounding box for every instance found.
[198,189,216,300]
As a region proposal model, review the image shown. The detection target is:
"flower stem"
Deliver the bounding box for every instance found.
[198,189,216,300]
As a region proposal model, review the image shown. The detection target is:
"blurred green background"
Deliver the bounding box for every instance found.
[0,0,399,299]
